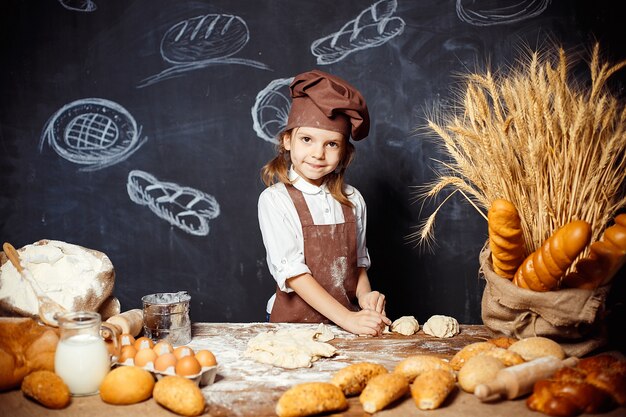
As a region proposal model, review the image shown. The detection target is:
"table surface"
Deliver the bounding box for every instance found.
[1,322,624,417]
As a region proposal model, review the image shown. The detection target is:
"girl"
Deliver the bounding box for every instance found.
[258,69,390,336]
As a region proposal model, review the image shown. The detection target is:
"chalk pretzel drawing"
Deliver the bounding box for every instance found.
[58,0,97,12]
[310,0,405,65]
[127,170,220,236]
[138,13,271,88]
[251,77,294,144]
[456,0,551,26]
[40,98,148,171]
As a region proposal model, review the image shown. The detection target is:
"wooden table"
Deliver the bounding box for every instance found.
[1,323,623,417]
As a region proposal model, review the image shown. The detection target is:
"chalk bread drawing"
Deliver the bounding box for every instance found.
[311,0,405,65]
[40,98,148,171]
[58,0,97,12]
[251,77,294,144]
[127,170,220,236]
[456,0,551,26]
[138,14,270,88]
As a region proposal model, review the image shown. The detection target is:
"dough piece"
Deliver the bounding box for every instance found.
[359,373,409,413]
[411,369,456,410]
[276,382,347,417]
[244,328,337,369]
[458,355,505,393]
[390,316,419,336]
[393,355,454,383]
[21,370,70,409]
[422,315,459,338]
[330,362,388,396]
[508,337,565,361]
[314,323,335,342]
[153,375,205,417]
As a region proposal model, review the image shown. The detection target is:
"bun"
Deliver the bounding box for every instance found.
[330,362,388,396]
[411,368,456,410]
[276,382,347,417]
[21,370,70,409]
[513,220,591,291]
[359,373,409,413]
[508,337,565,361]
[487,336,518,349]
[488,199,526,279]
[153,375,206,417]
[449,342,496,371]
[393,355,454,382]
[458,354,505,393]
[527,353,626,416]
[99,366,155,405]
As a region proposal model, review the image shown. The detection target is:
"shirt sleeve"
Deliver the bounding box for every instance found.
[350,187,371,269]
[258,187,311,293]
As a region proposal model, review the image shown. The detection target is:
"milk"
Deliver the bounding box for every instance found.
[54,333,110,396]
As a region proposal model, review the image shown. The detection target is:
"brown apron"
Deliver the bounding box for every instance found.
[270,185,360,323]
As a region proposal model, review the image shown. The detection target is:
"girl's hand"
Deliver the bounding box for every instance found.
[358,291,387,315]
[339,309,391,336]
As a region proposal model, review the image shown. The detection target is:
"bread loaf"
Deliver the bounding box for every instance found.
[359,373,409,413]
[393,354,454,382]
[513,220,591,291]
[330,362,388,396]
[410,368,456,410]
[563,213,626,289]
[276,382,347,417]
[488,199,526,279]
[21,370,71,409]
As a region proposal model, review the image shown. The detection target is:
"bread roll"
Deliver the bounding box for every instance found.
[99,366,155,405]
[153,375,206,417]
[359,373,409,413]
[488,199,526,279]
[487,336,518,349]
[449,342,496,371]
[393,355,454,382]
[411,368,456,410]
[458,354,505,393]
[508,337,565,361]
[330,362,388,396]
[481,346,525,367]
[21,370,70,409]
[276,382,347,417]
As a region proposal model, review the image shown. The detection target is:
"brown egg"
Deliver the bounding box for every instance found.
[119,345,138,363]
[154,353,178,372]
[153,340,174,356]
[175,355,202,376]
[134,336,154,351]
[173,346,194,360]
[119,333,136,347]
[195,350,217,367]
[134,347,157,367]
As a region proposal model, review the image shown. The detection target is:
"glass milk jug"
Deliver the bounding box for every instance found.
[54,311,111,396]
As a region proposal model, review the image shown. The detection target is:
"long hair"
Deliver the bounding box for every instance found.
[261,129,356,207]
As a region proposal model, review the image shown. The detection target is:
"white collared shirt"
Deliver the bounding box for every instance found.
[258,168,371,313]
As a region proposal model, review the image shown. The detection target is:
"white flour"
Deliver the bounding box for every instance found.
[0,240,106,314]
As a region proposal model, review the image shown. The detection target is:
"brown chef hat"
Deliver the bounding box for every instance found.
[286,69,370,141]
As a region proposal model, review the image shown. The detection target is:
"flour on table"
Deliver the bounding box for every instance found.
[390,315,419,336]
[244,323,336,368]
[423,315,459,338]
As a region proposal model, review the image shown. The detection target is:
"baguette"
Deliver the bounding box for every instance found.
[276,382,347,417]
[410,369,456,410]
[359,373,409,413]
[330,362,388,396]
[563,214,626,289]
[513,220,591,291]
[488,199,526,279]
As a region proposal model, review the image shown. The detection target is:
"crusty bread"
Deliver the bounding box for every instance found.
[330,362,388,396]
[411,368,456,410]
[508,337,565,361]
[359,373,409,413]
[393,355,454,382]
[21,370,70,409]
[449,342,496,371]
[276,382,347,417]
[100,366,155,405]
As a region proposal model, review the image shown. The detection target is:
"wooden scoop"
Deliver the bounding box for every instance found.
[2,242,67,327]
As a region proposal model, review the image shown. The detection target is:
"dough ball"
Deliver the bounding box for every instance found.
[390,316,419,336]
[422,315,459,338]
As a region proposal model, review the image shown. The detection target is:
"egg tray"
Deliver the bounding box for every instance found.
[113,358,218,386]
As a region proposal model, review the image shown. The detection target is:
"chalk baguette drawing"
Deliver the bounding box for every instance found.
[456,0,551,26]
[311,0,405,65]
[40,98,148,171]
[138,13,270,88]
[58,0,97,12]
[251,77,294,144]
[127,170,220,236]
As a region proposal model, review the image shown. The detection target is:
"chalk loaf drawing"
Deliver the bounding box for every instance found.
[127,170,220,236]
[40,98,147,171]
[311,0,405,65]
[251,77,294,144]
[456,0,550,26]
[138,14,270,88]
[58,0,97,12]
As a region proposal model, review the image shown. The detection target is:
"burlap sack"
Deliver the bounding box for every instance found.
[479,245,609,357]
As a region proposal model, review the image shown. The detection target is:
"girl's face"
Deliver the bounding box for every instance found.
[284,126,345,186]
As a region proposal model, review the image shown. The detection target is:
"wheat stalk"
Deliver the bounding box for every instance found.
[416,43,626,253]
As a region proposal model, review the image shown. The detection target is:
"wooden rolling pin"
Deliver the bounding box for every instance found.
[474,356,579,401]
[100,309,143,341]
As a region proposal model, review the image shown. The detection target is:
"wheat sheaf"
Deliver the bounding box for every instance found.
[414,44,626,255]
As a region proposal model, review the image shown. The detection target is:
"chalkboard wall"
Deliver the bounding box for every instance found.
[1,0,625,342]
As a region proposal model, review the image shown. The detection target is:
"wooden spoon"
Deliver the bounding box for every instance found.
[2,242,67,326]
